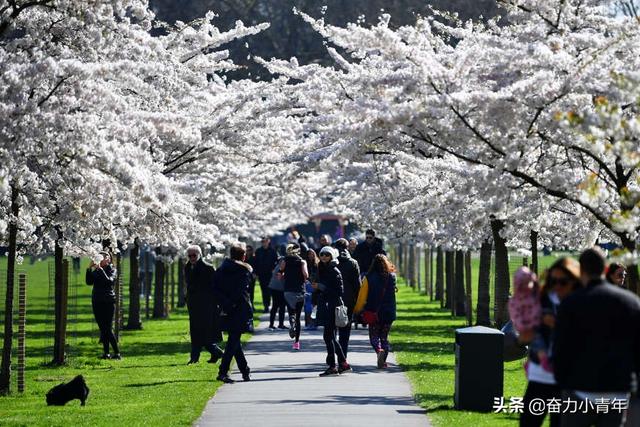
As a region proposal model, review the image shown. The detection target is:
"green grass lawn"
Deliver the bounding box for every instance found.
[0,256,261,426]
[0,250,576,426]
[390,252,580,426]
[392,282,527,426]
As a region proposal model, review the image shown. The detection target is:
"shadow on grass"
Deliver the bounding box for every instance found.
[414,393,454,412]
[124,379,211,387]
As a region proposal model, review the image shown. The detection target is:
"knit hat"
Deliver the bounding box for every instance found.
[319,246,339,261]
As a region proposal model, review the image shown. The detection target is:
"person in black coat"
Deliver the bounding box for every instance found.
[554,247,640,427]
[314,246,347,376]
[353,229,386,275]
[86,251,120,359]
[279,243,309,350]
[184,245,223,365]
[254,237,278,313]
[213,243,254,384]
[334,238,360,358]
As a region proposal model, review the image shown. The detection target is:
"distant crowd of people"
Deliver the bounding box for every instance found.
[509,247,640,427]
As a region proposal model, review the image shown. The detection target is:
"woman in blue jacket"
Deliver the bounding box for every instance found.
[314,246,347,376]
[354,254,397,369]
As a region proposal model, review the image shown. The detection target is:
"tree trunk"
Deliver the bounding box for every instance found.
[0,184,19,395]
[170,262,175,310]
[408,243,416,288]
[465,251,473,326]
[397,243,404,280]
[416,245,422,292]
[52,229,68,366]
[455,250,466,316]
[424,247,431,299]
[430,246,435,300]
[153,253,166,318]
[126,240,142,330]
[492,219,511,328]
[435,247,444,305]
[476,239,492,326]
[621,236,639,294]
[530,230,539,275]
[144,250,151,319]
[445,250,454,312]
[177,258,186,307]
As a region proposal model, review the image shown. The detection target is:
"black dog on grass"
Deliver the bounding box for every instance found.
[46,375,90,406]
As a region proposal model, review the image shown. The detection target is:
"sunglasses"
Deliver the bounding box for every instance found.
[366,236,374,240]
[549,277,573,287]
[319,253,331,257]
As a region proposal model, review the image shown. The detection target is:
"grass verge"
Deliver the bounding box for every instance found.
[0,256,260,426]
[391,282,527,426]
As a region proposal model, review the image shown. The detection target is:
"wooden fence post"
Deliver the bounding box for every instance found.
[17,273,26,393]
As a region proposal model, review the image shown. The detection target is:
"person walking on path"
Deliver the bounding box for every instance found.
[279,243,309,350]
[334,238,361,358]
[554,247,640,426]
[245,245,258,311]
[184,245,223,365]
[305,249,320,330]
[268,246,288,331]
[348,238,358,256]
[516,258,582,427]
[213,243,254,384]
[354,254,397,369]
[255,237,278,313]
[606,262,627,287]
[86,251,121,360]
[314,246,348,376]
[353,229,386,275]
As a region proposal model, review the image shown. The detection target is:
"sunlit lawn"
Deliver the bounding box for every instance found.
[0,256,260,426]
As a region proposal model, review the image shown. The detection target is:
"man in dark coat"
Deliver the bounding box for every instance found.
[213,243,253,384]
[254,237,278,313]
[184,245,223,365]
[334,238,361,358]
[554,247,640,426]
[353,229,386,275]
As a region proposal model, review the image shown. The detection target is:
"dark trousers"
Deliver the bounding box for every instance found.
[269,290,286,327]
[249,277,256,309]
[338,306,354,357]
[560,390,626,427]
[287,300,303,342]
[218,332,248,377]
[323,325,346,368]
[368,321,391,352]
[190,343,223,362]
[92,299,119,355]
[258,276,271,311]
[521,381,561,427]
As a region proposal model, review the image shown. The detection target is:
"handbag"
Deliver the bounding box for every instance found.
[335,301,349,328]
[501,320,528,362]
[361,310,378,325]
[268,264,285,292]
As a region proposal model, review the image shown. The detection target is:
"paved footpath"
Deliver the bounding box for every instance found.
[196,315,430,427]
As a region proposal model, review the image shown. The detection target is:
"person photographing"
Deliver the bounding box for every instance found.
[86,251,121,360]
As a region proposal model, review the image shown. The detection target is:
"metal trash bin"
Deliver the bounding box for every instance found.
[454,325,504,412]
